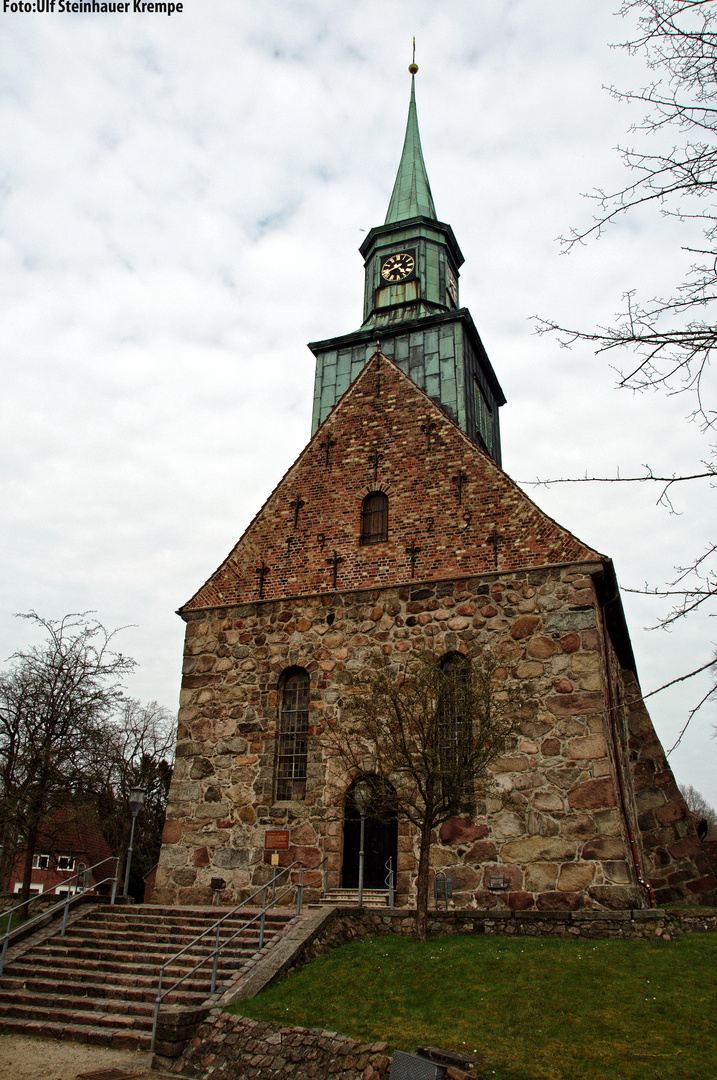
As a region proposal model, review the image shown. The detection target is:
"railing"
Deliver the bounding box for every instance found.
[384,857,394,908]
[150,860,304,1053]
[318,855,329,898]
[0,856,120,975]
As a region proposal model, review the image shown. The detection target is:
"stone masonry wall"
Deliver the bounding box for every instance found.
[618,664,716,904]
[292,908,717,958]
[170,1010,392,1080]
[155,562,714,911]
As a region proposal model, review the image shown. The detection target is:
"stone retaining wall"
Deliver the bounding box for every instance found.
[290,906,717,969]
[167,1010,392,1080]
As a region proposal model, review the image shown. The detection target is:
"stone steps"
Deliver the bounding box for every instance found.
[0,974,207,1005]
[1,960,216,994]
[21,940,256,967]
[0,1016,151,1051]
[316,888,390,908]
[0,902,294,1051]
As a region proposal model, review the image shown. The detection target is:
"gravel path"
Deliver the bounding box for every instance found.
[0,1033,172,1079]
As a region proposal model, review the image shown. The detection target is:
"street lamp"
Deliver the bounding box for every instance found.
[123,786,146,898]
[353,779,372,909]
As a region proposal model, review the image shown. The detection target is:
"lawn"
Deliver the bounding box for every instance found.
[232,931,717,1080]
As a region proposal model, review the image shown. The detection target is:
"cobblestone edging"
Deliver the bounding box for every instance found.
[167,1009,392,1080]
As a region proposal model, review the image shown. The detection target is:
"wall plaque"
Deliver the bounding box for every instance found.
[264,829,290,851]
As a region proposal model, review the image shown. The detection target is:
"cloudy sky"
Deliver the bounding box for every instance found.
[2,1,715,805]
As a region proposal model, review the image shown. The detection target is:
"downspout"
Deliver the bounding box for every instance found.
[599,591,656,908]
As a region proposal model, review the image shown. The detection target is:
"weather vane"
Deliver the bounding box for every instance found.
[409,37,418,75]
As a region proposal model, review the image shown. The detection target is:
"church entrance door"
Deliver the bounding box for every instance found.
[341,778,398,889]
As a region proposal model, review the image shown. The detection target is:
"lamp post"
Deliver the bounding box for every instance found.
[353,780,372,909]
[123,786,146,898]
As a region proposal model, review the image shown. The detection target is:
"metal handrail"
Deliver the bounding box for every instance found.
[384,857,394,908]
[0,856,120,975]
[150,860,304,1052]
[318,855,329,898]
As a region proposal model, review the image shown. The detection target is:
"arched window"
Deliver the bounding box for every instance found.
[438,653,472,794]
[276,667,309,802]
[360,491,388,544]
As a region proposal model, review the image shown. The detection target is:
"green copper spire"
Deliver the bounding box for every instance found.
[384,72,437,224]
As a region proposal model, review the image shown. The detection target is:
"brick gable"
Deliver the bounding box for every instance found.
[183,352,600,612]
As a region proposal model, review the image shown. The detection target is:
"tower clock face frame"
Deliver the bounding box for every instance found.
[380,250,416,283]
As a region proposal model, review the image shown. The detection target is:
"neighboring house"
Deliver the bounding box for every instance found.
[10,808,116,898]
[154,74,717,912]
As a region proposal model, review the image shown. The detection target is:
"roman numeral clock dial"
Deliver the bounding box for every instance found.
[381,252,415,282]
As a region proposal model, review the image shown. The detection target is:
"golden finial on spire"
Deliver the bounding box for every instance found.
[409,37,418,75]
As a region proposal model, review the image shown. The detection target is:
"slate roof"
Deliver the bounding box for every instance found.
[384,74,437,224]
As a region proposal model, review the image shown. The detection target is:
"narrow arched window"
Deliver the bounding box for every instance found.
[276,667,309,802]
[438,653,471,789]
[360,491,388,544]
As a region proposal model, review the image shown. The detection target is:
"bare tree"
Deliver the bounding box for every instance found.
[330,648,517,941]
[534,0,717,734]
[96,699,175,897]
[679,782,717,836]
[0,612,135,903]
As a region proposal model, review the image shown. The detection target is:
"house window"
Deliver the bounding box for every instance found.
[474,379,493,455]
[14,883,43,895]
[57,856,76,873]
[276,668,310,802]
[360,491,388,544]
[31,854,51,871]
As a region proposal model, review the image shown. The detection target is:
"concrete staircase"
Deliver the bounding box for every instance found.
[0,902,295,1050]
[316,888,390,908]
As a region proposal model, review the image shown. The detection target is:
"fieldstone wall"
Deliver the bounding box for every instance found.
[166,1010,391,1080]
[155,560,715,912]
[290,907,717,959]
[616,662,716,904]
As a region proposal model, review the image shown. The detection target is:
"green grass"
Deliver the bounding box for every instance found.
[231,932,717,1080]
[0,911,27,936]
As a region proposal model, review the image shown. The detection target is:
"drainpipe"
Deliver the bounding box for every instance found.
[599,592,656,908]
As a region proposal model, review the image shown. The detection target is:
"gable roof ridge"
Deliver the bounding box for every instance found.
[181,350,602,613]
[179,353,387,613]
[366,352,605,562]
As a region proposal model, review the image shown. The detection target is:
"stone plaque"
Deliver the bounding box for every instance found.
[264,829,290,850]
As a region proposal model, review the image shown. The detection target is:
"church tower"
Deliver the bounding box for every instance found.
[154,68,716,913]
[310,72,505,465]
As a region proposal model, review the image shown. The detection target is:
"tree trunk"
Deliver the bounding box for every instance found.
[19,820,39,909]
[415,820,433,942]
[0,819,17,893]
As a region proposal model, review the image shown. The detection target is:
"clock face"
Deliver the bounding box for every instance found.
[381,252,415,283]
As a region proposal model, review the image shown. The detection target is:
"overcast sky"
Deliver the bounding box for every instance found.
[2,1,715,806]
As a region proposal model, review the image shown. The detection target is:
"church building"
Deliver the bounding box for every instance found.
[155,71,716,912]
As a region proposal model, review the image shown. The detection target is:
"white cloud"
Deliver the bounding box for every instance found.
[1,0,715,807]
